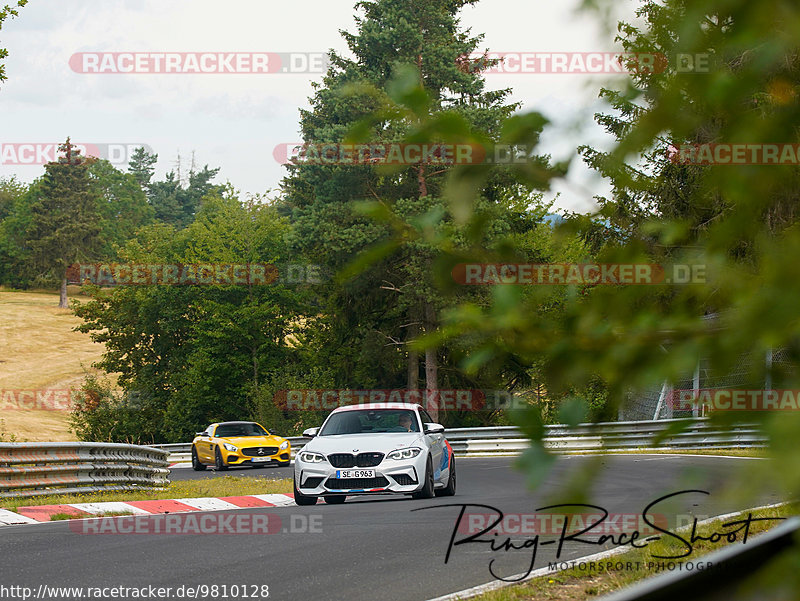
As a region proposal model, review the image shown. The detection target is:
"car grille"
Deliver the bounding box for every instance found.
[390,474,417,486]
[328,452,384,468]
[328,454,356,468]
[301,476,324,489]
[325,476,389,490]
[242,446,279,457]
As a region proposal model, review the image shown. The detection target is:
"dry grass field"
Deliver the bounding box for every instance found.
[0,287,113,441]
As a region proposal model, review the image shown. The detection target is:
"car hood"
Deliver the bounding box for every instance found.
[305,433,424,455]
[220,435,285,447]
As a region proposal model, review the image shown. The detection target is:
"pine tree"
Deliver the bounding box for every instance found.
[127,146,159,191]
[147,160,222,228]
[27,138,102,307]
[281,0,538,421]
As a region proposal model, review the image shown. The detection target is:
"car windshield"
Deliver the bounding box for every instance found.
[214,423,268,437]
[318,409,419,435]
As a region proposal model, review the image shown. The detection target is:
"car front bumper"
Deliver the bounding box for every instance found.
[221,446,291,466]
[295,455,426,495]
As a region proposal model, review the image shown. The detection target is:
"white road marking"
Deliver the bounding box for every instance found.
[252,494,295,506]
[172,497,241,511]
[68,502,150,515]
[0,509,38,525]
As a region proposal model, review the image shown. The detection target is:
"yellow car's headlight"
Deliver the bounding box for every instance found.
[279,440,289,450]
[222,442,238,452]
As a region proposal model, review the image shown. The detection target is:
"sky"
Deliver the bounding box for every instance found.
[0,0,638,214]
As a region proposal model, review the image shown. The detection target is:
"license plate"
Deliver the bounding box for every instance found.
[251,457,272,463]
[336,469,374,478]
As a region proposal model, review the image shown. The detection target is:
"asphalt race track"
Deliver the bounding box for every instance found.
[0,456,782,601]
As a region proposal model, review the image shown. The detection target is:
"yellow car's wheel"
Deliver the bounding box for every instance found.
[191,447,206,471]
[214,447,228,471]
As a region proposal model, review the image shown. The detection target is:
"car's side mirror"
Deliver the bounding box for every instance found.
[424,423,445,434]
[302,427,320,438]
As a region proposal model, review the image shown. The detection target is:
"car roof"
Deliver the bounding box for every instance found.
[215,421,261,426]
[331,403,422,413]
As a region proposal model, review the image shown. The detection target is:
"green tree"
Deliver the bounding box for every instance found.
[0,176,25,221]
[409,0,800,512]
[0,163,152,289]
[127,146,158,191]
[281,0,551,422]
[0,0,27,84]
[89,159,155,257]
[27,138,102,307]
[146,172,182,226]
[147,160,222,228]
[73,192,306,442]
[0,177,32,287]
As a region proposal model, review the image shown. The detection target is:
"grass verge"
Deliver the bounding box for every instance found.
[2,476,293,512]
[0,288,114,442]
[467,502,798,601]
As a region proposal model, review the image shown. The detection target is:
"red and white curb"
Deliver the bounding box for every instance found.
[0,494,295,526]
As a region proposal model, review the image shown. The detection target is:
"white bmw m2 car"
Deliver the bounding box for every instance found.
[293,403,456,505]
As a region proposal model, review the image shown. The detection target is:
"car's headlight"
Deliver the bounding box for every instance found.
[279,440,289,450]
[299,451,326,463]
[387,448,422,460]
[222,443,238,452]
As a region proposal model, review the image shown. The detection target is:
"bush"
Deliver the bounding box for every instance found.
[69,374,162,444]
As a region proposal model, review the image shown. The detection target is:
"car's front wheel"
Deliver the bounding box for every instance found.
[412,456,435,499]
[293,479,318,506]
[191,447,206,471]
[214,447,228,471]
[435,455,456,497]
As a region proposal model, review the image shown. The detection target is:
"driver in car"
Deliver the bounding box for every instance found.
[398,413,415,432]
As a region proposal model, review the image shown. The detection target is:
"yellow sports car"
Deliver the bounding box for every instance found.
[191,421,291,471]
